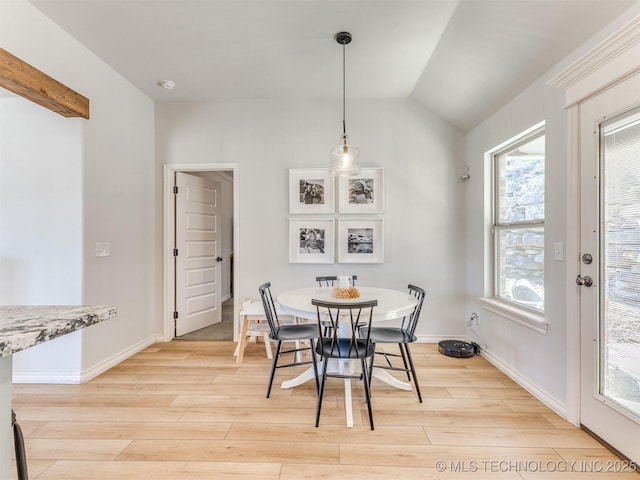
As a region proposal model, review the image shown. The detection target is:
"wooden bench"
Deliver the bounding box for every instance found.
[234,299,297,363]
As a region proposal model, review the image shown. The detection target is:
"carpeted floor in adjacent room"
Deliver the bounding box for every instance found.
[176,297,234,340]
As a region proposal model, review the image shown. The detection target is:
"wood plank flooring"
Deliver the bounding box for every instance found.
[11,341,639,479]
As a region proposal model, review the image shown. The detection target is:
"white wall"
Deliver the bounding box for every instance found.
[464,2,640,415]
[0,94,84,375]
[464,76,569,411]
[155,99,467,338]
[0,95,83,305]
[1,0,157,382]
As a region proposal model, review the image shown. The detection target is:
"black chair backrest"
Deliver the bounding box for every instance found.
[311,298,377,358]
[315,275,358,287]
[258,282,280,337]
[403,284,426,337]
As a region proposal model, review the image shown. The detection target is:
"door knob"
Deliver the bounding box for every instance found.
[216,256,223,262]
[576,275,593,287]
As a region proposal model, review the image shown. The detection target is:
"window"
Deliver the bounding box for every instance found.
[492,125,545,312]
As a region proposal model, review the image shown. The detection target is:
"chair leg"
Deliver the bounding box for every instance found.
[294,340,302,363]
[310,339,319,394]
[235,316,250,364]
[368,351,375,388]
[266,340,282,398]
[12,409,29,480]
[261,332,273,359]
[315,357,329,427]
[361,359,374,430]
[398,343,411,381]
[403,343,422,403]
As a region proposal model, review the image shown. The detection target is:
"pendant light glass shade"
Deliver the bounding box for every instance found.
[330,133,360,176]
[330,31,360,177]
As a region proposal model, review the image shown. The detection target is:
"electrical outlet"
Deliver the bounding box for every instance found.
[96,242,110,257]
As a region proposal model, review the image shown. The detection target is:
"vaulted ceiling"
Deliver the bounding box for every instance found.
[29,0,636,132]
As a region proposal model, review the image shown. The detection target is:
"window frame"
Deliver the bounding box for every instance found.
[481,122,548,334]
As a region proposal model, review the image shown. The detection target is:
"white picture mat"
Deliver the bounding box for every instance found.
[289,168,335,214]
[289,218,335,263]
[338,168,384,213]
[338,218,384,263]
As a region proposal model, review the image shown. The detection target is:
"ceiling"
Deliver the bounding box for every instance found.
[29,0,636,132]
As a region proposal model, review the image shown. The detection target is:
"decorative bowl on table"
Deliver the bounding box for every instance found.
[332,287,360,299]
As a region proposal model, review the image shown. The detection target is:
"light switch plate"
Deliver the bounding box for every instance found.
[96,242,110,257]
[553,242,563,261]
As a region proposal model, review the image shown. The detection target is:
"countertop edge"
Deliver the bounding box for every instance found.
[0,305,117,357]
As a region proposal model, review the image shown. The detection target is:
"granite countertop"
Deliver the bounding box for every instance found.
[0,305,117,357]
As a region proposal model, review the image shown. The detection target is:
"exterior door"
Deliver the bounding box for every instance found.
[175,172,222,336]
[579,72,640,462]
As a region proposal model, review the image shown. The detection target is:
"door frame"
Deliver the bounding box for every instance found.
[163,163,239,342]
[578,82,640,461]
[549,16,640,427]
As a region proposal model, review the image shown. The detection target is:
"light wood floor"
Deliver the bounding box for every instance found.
[11,341,639,479]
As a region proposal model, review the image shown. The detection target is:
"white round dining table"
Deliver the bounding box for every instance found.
[277,286,417,322]
[276,286,418,427]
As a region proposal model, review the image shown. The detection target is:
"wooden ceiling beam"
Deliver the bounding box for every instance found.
[0,48,89,119]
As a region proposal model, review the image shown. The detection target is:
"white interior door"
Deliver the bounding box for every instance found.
[579,72,640,463]
[175,172,222,336]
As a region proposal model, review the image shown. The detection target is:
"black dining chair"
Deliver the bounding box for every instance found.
[315,275,357,287]
[315,275,359,336]
[363,284,426,402]
[312,298,377,430]
[12,409,28,480]
[259,282,319,398]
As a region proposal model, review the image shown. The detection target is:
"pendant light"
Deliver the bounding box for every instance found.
[330,31,360,177]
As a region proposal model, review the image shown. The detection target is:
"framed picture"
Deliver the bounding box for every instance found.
[289,169,335,214]
[338,168,384,213]
[338,218,384,263]
[289,218,334,263]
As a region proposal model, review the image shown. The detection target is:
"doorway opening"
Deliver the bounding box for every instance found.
[163,163,239,343]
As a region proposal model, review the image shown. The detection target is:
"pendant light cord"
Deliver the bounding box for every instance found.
[342,42,347,141]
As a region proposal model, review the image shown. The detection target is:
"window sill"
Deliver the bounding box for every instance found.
[479,297,548,334]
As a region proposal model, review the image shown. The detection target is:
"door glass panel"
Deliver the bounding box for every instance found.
[601,106,640,419]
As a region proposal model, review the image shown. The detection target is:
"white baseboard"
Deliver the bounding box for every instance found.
[12,371,83,385]
[479,346,567,419]
[415,334,467,343]
[13,334,164,384]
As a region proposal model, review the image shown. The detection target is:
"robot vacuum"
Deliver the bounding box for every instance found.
[438,340,478,358]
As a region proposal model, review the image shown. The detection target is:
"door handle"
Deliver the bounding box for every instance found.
[216,256,223,262]
[576,275,593,287]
